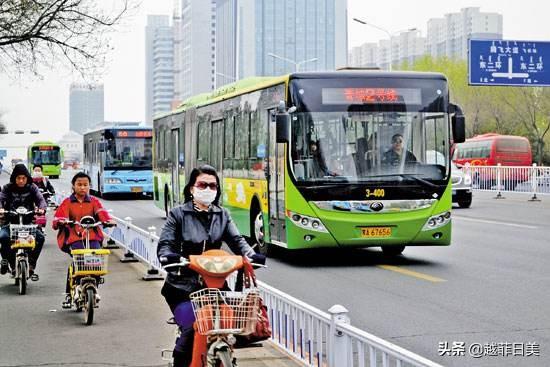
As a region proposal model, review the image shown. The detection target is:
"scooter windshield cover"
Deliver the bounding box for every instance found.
[196,257,239,274]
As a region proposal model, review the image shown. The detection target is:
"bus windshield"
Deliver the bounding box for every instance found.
[291,111,449,183]
[105,137,152,169]
[31,147,61,165]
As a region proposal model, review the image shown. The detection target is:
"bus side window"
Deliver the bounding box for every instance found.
[224,116,234,177]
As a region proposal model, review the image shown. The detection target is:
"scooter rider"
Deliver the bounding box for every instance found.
[52,171,115,308]
[157,164,266,367]
[0,164,47,279]
[32,164,56,202]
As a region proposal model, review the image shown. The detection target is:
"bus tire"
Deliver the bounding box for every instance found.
[458,193,472,208]
[382,246,405,257]
[249,202,269,256]
[164,187,170,218]
[96,174,102,198]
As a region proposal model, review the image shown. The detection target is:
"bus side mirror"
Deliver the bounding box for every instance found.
[450,104,466,143]
[276,113,290,144]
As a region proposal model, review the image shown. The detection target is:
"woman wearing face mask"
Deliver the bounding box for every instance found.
[157,164,265,367]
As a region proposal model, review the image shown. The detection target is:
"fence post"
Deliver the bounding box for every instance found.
[142,226,164,281]
[495,163,505,199]
[528,163,541,202]
[119,216,139,263]
[328,305,351,367]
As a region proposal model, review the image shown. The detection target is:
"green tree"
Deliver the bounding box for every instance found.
[400,56,550,164]
[500,87,550,165]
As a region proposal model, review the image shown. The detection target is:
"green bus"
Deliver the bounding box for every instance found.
[153,71,465,256]
[27,141,63,178]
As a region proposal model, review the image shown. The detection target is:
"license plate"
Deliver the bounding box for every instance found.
[131,186,143,193]
[360,227,392,238]
[83,255,103,266]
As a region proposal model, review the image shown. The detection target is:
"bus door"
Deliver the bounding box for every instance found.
[267,109,286,244]
[210,120,224,177]
[170,128,180,207]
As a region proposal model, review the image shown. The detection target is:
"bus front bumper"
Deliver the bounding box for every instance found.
[285,207,451,249]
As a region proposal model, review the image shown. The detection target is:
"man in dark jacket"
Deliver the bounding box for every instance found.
[0,164,47,278]
[382,133,417,166]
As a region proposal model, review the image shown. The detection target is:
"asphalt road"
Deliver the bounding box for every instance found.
[2,170,549,366]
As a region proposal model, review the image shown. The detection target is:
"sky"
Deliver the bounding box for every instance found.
[0,0,549,144]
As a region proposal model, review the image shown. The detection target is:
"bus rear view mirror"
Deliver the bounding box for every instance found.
[276,113,290,144]
[450,104,466,143]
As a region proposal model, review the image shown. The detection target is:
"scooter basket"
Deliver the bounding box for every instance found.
[190,288,261,336]
[71,249,110,276]
[9,224,38,249]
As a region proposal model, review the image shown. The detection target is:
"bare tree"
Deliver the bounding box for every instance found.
[0,0,132,78]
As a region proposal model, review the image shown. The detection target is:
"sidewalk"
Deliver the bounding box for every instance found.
[235,341,304,366]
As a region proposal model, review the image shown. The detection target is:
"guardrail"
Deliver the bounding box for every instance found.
[464,164,549,200]
[103,216,443,367]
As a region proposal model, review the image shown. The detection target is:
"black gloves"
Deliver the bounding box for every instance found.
[159,253,183,265]
[249,253,266,266]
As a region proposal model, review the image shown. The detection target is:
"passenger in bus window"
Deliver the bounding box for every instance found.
[382,134,417,166]
[309,140,333,177]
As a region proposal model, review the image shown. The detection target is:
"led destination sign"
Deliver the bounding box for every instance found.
[322,88,422,105]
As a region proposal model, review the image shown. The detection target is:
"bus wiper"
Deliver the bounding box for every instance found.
[366,174,438,189]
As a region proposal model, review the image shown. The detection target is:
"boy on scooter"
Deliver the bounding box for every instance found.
[52,171,115,307]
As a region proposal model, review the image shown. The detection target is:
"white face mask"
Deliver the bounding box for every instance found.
[33,172,43,178]
[193,188,217,206]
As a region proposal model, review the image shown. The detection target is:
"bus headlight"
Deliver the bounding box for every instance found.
[105,178,122,184]
[287,211,328,233]
[422,211,451,231]
[464,174,472,185]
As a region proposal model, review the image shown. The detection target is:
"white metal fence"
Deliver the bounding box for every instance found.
[103,216,443,367]
[464,164,549,199]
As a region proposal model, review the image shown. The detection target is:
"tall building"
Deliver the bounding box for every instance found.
[427,7,503,59]
[349,7,502,69]
[173,0,216,103]
[216,0,348,87]
[349,30,425,70]
[145,15,174,125]
[69,83,104,134]
[57,131,83,162]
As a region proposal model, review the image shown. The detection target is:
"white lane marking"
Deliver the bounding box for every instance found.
[453,216,538,229]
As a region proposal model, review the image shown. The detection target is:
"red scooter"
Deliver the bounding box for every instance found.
[162,249,263,367]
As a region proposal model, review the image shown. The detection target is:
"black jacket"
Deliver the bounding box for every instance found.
[0,164,46,224]
[382,149,417,165]
[157,201,255,294]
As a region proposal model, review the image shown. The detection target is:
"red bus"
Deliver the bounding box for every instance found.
[453,133,532,166]
[453,134,532,189]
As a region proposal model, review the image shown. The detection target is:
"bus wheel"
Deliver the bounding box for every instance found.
[382,246,405,257]
[164,189,170,218]
[250,205,268,256]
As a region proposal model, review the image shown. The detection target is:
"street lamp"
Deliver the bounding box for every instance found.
[268,53,318,72]
[353,17,417,71]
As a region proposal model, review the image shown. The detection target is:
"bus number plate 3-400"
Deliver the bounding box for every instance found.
[360,227,392,238]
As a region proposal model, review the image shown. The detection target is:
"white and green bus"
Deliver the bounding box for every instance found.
[153,71,465,256]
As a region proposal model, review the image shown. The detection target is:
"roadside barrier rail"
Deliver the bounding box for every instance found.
[103,216,443,367]
[464,164,549,200]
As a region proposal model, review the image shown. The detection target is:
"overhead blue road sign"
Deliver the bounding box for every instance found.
[469,39,550,86]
